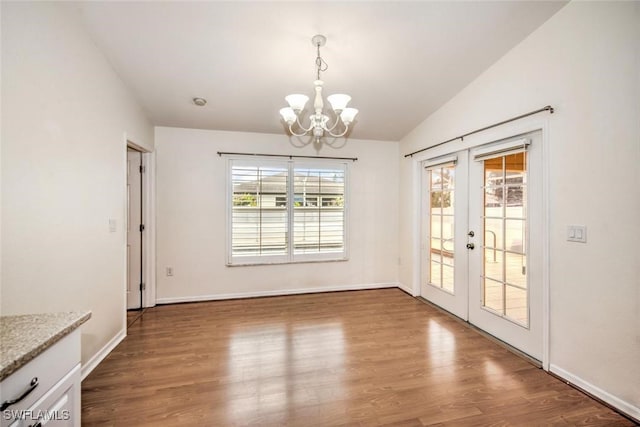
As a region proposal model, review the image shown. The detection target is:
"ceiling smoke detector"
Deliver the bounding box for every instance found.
[193,97,207,106]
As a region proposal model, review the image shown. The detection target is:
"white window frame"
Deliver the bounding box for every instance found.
[226,156,349,266]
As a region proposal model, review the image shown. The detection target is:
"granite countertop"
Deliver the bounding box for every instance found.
[0,311,91,381]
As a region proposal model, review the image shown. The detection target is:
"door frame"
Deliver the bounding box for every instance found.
[410,116,551,370]
[125,136,157,310]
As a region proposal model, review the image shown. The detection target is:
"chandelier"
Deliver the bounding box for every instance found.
[279,35,358,143]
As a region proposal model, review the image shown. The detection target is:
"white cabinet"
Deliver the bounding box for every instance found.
[1,330,81,427]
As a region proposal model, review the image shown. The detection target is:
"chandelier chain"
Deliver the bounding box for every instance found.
[315,41,328,80]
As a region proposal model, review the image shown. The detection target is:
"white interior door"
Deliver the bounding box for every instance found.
[421,131,543,361]
[127,149,142,310]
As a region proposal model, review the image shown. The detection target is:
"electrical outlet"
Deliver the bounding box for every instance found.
[166,267,173,276]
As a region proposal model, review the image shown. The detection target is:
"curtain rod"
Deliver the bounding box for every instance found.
[217,151,358,161]
[404,105,554,158]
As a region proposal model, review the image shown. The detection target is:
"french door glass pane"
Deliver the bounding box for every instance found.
[484,218,503,250]
[441,216,454,240]
[431,191,443,209]
[442,265,454,292]
[505,186,526,211]
[442,168,455,190]
[481,152,528,326]
[431,217,442,239]
[442,251,454,267]
[430,169,442,189]
[483,278,503,313]
[505,219,525,253]
[484,248,504,282]
[506,252,527,288]
[430,260,441,285]
[484,157,503,184]
[505,152,526,178]
[505,286,527,324]
[442,191,454,213]
[485,187,503,210]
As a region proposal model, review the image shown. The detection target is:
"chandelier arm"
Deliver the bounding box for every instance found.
[327,125,350,138]
[289,122,313,137]
[292,116,314,133]
[323,113,342,132]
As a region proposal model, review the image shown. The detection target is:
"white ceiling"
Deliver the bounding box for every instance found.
[75,1,567,142]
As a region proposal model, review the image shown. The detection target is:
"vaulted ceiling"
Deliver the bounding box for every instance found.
[75,1,567,141]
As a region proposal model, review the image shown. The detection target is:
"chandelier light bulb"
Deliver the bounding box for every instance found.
[279,35,358,143]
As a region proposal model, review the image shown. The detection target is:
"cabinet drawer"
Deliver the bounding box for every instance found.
[21,364,80,427]
[1,330,80,427]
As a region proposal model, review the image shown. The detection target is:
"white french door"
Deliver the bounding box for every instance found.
[420,152,469,320]
[421,131,543,361]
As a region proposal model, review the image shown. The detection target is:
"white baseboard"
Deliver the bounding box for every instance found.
[81,328,126,381]
[156,282,400,305]
[397,282,416,296]
[550,364,640,422]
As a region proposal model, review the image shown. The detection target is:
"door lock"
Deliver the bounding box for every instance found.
[468,231,475,237]
[466,243,475,250]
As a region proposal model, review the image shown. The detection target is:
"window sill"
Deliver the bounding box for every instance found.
[226,257,349,267]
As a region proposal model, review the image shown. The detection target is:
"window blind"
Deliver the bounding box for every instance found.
[228,159,347,265]
[473,138,530,161]
[423,154,458,170]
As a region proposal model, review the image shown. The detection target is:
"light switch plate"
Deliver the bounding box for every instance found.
[567,225,587,243]
[109,219,117,233]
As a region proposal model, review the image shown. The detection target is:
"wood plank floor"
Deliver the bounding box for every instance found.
[126,308,144,328]
[82,289,633,426]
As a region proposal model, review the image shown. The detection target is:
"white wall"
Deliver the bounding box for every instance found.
[1,2,153,368]
[155,127,399,301]
[400,1,640,417]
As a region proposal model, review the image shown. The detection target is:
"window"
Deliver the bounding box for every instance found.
[228,158,348,265]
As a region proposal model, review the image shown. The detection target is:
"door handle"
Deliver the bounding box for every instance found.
[466,243,475,250]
